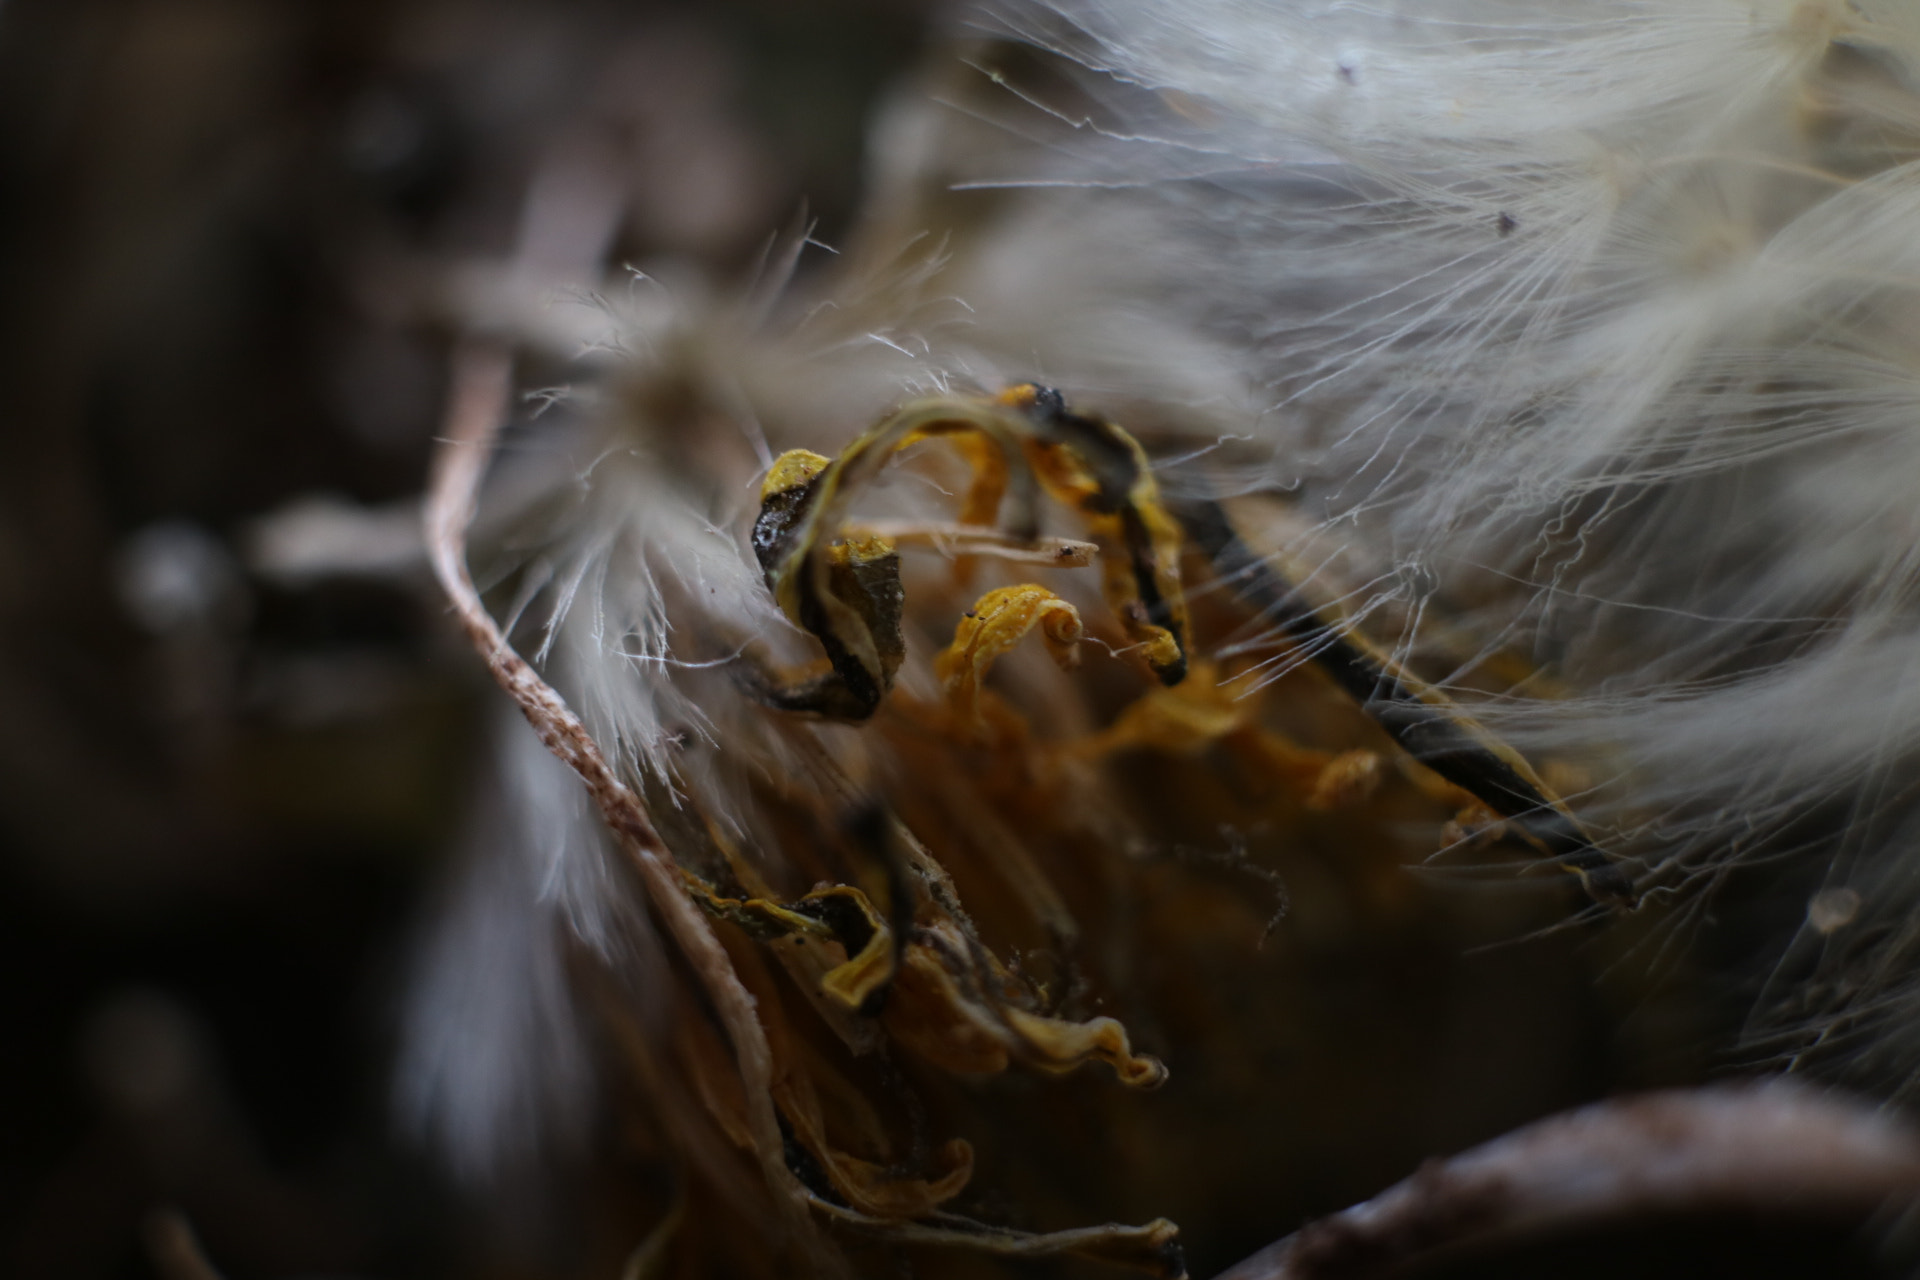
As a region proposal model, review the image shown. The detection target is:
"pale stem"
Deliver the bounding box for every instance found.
[422,341,822,1255]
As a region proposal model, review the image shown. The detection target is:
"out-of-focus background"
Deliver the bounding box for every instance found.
[0,2,927,1275]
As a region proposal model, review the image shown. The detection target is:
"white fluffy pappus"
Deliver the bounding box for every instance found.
[401,0,1920,1190]
[394,705,620,1182]
[460,194,1271,842]
[395,220,1263,1181]
[988,0,1920,1085]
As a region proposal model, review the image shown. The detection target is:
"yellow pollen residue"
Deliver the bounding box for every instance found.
[760,447,832,501]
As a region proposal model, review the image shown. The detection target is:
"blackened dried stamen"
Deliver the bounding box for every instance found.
[1177,497,1637,907]
[753,451,830,571]
[1009,386,1191,686]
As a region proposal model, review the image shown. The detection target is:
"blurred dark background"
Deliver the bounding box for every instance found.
[0,2,927,1275]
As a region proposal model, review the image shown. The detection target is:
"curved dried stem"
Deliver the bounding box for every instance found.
[1216,1082,1920,1280]
[423,342,824,1259]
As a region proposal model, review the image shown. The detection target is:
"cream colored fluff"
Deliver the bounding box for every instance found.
[400,0,1920,1174]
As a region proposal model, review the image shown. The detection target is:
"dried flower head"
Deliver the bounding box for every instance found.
[404,2,1920,1274]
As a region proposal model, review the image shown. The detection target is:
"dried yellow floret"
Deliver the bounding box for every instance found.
[936,583,1084,733]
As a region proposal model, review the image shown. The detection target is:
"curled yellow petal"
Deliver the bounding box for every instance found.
[936,584,1084,730]
[1070,662,1385,812]
[785,1092,975,1218]
[805,886,897,1013]
[1001,1006,1169,1089]
[881,921,1167,1089]
[1073,660,1248,759]
[678,872,896,1014]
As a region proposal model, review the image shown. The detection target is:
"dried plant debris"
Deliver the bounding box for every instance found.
[433,361,1659,1275]
[1217,1083,1920,1280]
